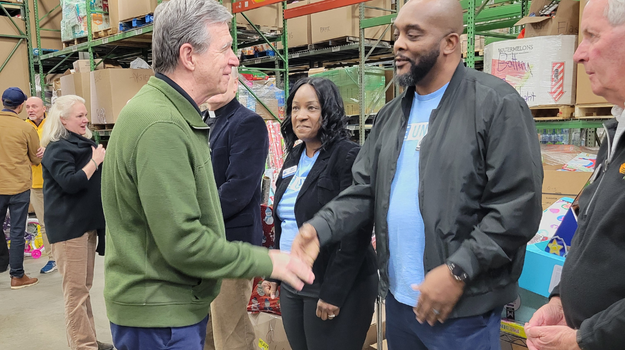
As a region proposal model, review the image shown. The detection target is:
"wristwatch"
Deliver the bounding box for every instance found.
[447,262,469,283]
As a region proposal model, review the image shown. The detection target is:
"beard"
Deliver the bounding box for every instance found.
[396,47,440,87]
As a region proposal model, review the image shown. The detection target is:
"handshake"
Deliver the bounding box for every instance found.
[266,224,321,291]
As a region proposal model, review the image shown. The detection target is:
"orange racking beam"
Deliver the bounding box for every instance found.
[232,0,286,14]
[284,0,371,19]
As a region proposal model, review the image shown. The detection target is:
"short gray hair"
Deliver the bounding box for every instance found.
[152,0,232,74]
[606,0,625,26]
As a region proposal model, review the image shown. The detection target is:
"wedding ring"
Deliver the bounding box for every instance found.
[432,309,440,315]
[328,314,336,319]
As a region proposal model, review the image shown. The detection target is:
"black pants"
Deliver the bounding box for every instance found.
[0,190,30,277]
[281,273,378,350]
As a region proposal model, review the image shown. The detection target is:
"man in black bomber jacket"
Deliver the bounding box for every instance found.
[526,1,625,350]
[290,0,543,348]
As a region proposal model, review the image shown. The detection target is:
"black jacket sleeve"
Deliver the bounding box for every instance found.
[446,94,543,281]
[577,298,625,350]
[218,116,269,221]
[307,116,379,246]
[42,143,90,194]
[318,146,373,308]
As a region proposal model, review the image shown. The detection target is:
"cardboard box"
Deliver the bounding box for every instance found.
[89,69,153,125]
[233,0,284,29]
[28,0,63,50]
[541,194,565,210]
[286,0,310,48]
[515,0,579,38]
[362,302,386,350]
[575,0,609,105]
[248,312,291,350]
[73,59,91,73]
[542,165,591,197]
[310,0,392,43]
[0,17,31,116]
[484,35,577,107]
[576,65,609,105]
[60,72,91,121]
[117,0,158,22]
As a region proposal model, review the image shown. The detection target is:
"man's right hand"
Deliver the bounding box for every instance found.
[526,296,566,328]
[268,250,314,291]
[290,223,321,268]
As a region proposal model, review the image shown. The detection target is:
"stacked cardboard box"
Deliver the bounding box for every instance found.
[484,35,578,107]
[89,68,153,125]
[310,0,392,43]
[515,0,579,38]
[60,71,91,120]
[117,0,157,22]
[310,66,386,116]
[0,16,31,114]
[29,0,63,50]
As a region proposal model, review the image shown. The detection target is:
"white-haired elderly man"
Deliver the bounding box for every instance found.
[525,1,625,350]
[101,1,314,349]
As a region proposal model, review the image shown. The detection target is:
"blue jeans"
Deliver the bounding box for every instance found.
[386,292,502,350]
[0,190,30,278]
[110,316,209,350]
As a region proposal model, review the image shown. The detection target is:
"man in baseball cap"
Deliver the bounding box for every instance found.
[0,86,41,289]
[2,87,28,108]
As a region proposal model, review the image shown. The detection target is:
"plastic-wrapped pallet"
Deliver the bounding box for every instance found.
[238,75,285,121]
[61,0,111,41]
[484,35,577,107]
[310,66,386,116]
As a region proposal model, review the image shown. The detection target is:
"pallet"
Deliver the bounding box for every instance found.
[237,23,280,34]
[119,14,154,32]
[574,103,614,119]
[93,28,116,39]
[462,49,484,59]
[62,37,88,48]
[531,105,575,120]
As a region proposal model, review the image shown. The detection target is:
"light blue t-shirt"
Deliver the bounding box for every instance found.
[387,83,448,307]
[277,150,320,253]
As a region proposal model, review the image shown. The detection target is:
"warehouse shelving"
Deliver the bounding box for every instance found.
[1,0,35,95]
[29,0,605,135]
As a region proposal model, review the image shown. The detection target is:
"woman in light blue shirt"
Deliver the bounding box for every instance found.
[265,77,378,350]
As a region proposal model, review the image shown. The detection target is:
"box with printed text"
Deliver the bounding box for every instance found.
[484,35,577,107]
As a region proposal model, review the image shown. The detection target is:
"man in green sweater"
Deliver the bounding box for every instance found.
[101,1,314,349]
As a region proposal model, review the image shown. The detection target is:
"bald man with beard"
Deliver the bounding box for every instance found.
[289,0,543,348]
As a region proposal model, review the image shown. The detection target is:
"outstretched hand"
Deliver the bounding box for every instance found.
[290,223,320,268]
[268,250,314,291]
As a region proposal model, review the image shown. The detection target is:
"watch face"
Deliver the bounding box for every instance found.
[448,262,468,282]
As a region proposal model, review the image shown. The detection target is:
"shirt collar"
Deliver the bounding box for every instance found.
[612,105,625,124]
[2,108,17,114]
[155,73,201,116]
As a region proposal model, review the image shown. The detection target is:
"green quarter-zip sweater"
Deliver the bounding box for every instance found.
[102,76,273,328]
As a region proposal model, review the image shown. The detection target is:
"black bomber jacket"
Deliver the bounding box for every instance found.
[309,62,543,318]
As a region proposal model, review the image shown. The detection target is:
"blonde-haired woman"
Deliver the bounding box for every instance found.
[41,95,111,350]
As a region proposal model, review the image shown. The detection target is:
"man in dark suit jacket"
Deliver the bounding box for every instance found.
[203,70,269,350]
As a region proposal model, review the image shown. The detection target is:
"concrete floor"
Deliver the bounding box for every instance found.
[0,255,113,350]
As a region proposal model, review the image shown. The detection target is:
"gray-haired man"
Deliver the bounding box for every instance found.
[526,1,625,350]
[101,1,313,349]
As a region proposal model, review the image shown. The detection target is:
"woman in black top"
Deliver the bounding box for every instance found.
[265,77,378,350]
[40,95,111,350]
